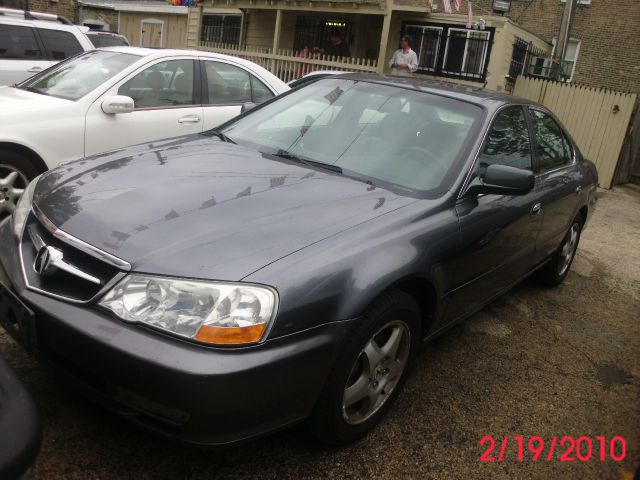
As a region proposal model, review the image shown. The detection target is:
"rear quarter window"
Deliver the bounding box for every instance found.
[37,28,83,60]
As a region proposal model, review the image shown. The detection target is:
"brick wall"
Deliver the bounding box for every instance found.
[0,0,77,22]
[434,0,640,92]
[79,6,119,31]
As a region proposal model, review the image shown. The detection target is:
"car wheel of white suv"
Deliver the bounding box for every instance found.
[0,150,38,219]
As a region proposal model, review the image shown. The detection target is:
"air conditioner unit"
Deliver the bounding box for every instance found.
[492,0,512,13]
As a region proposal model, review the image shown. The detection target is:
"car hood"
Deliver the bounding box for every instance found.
[34,135,416,280]
[0,86,69,113]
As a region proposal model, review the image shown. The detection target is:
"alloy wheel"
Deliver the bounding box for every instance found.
[342,320,411,425]
[558,222,579,276]
[0,165,28,217]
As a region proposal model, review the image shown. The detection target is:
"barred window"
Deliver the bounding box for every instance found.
[400,23,493,82]
[201,15,241,44]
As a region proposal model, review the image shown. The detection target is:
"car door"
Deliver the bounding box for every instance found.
[199,60,275,130]
[0,24,53,85]
[528,108,582,258]
[84,58,204,157]
[445,105,544,322]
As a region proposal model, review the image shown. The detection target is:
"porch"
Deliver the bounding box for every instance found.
[187,4,551,91]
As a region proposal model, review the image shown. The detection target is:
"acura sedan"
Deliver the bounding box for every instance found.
[0,75,597,446]
[0,47,288,217]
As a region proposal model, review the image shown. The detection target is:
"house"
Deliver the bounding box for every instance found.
[187,0,551,92]
[467,0,639,93]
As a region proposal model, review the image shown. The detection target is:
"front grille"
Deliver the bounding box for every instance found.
[20,212,125,302]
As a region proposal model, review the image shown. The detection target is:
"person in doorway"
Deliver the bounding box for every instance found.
[388,35,418,76]
[322,30,351,58]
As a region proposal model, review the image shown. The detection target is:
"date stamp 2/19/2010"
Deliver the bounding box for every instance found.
[480,436,628,463]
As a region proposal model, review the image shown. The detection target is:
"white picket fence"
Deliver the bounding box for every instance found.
[198,41,379,83]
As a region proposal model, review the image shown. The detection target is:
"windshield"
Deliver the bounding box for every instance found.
[18,50,139,100]
[88,34,130,48]
[221,78,483,194]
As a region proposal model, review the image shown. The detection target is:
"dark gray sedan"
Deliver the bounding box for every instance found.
[0,75,597,446]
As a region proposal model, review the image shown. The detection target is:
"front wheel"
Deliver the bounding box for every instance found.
[0,150,40,219]
[308,290,421,445]
[537,213,583,287]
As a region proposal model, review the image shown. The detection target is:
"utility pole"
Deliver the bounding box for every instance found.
[554,0,578,81]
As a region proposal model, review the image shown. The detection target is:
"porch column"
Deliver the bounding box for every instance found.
[271,9,283,72]
[376,12,392,75]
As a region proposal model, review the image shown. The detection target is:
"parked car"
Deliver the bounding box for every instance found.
[0,7,94,86]
[0,352,41,479]
[0,75,597,446]
[86,31,129,48]
[0,47,289,217]
[288,70,343,89]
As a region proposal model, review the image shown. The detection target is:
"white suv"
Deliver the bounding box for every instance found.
[0,8,94,86]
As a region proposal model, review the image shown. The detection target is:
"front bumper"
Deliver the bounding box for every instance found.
[0,219,354,446]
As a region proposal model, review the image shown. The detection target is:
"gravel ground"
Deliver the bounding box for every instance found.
[1,186,639,480]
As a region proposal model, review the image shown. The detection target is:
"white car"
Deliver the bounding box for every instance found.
[0,47,289,216]
[0,7,94,86]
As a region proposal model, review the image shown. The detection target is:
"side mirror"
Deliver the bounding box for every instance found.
[466,164,535,197]
[241,102,257,114]
[101,95,134,115]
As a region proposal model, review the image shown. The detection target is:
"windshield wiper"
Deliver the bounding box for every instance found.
[273,149,342,174]
[203,128,236,144]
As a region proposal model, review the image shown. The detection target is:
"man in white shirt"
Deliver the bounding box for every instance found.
[388,35,419,76]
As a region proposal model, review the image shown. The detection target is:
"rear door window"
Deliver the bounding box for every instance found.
[530,109,572,173]
[0,24,43,59]
[37,28,83,60]
[203,61,252,104]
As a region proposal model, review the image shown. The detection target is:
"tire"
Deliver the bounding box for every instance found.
[536,213,584,287]
[0,149,40,219]
[308,290,421,445]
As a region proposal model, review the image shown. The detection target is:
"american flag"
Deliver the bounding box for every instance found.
[455,0,460,11]
[443,0,452,13]
[467,0,473,28]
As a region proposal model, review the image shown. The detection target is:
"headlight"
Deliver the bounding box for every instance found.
[12,174,41,239]
[99,274,277,345]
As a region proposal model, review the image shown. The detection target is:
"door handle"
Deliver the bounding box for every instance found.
[575,185,582,195]
[178,115,201,124]
[530,202,543,216]
[27,67,42,73]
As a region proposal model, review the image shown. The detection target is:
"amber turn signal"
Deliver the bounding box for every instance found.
[194,323,267,345]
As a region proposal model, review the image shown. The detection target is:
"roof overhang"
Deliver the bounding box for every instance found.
[78,1,189,15]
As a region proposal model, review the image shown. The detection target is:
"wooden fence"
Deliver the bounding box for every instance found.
[513,76,637,188]
[198,42,378,83]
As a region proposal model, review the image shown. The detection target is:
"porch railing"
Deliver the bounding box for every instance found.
[198,41,379,83]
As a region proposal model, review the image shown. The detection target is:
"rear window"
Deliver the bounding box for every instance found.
[37,28,83,60]
[0,24,43,59]
[88,33,129,48]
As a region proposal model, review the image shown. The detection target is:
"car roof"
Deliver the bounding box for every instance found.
[86,31,126,37]
[98,46,272,63]
[0,15,89,32]
[335,73,541,109]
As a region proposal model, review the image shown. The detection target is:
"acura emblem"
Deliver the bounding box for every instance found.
[33,245,62,276]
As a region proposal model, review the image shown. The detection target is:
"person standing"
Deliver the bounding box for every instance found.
[322,30,351,58]
[388,35,418,76]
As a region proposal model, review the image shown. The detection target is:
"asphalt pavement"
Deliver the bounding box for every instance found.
[1,186,638,480]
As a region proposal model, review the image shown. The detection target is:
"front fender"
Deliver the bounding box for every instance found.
[245,199,461,338]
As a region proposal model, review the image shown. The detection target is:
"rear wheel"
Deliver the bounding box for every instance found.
[537,213,583,287]
[0,150,40,220]
[308,290,421,445]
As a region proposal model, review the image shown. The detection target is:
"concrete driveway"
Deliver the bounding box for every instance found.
[1,186,638,480]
